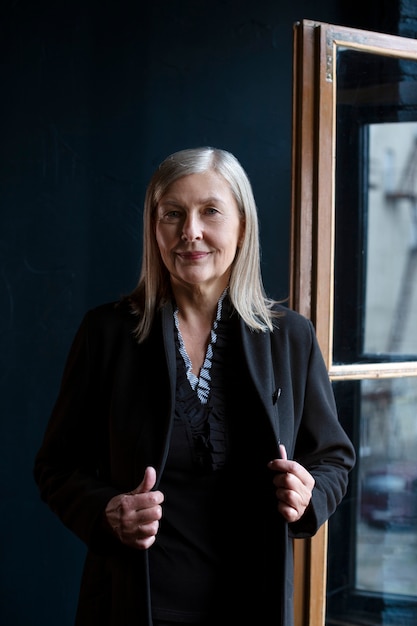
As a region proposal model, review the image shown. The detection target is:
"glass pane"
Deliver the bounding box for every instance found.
[326,377,417,624]
[357,377,417,595]
[333,47,417,365]
[364,122,417,357]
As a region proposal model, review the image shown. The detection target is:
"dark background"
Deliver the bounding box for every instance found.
[0,1,404,624]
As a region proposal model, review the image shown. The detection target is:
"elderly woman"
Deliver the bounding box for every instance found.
[34,147,355,626]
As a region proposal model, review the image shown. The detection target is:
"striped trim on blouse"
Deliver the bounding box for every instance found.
[173,289,228,405]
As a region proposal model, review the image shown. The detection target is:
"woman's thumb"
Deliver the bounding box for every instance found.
[279,443,288,461]
[131,466,157,494]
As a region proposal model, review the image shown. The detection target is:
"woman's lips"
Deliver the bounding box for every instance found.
[177,251,209,260]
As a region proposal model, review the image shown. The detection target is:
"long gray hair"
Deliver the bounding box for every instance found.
[128,146,281,341]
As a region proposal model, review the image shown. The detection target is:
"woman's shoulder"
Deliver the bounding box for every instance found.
[84,298,131,319]
[81,298,138,336]
[270,303,315,342]
[271,302,313,327]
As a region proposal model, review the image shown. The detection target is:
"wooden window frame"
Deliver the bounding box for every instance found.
[290,19,417,626]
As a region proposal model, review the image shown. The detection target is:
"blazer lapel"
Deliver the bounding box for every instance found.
[239,320,281,450]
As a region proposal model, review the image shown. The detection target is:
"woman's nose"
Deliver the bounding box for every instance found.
[181,214,202,241]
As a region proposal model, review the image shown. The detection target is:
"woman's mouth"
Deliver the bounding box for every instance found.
[177,251,209,261]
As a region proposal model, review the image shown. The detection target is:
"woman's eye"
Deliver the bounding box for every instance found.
[205,207,219,215]
[160,209,181,220]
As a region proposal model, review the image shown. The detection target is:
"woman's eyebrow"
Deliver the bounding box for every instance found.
[159,195,225,206]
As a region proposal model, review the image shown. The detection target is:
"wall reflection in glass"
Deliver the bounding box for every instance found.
[365,122,417,356]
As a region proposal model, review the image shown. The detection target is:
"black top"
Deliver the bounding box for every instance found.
[149,297,239,623]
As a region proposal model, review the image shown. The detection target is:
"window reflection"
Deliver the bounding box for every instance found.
[365,122,417,356]
[357,377,417,596]
[326,377,417,624]
[333,47,417,365]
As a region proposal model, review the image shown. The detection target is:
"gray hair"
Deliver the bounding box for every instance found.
[129,147,280,341]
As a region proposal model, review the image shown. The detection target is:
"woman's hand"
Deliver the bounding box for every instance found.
[104,466,164,550]
[268,444,315,523]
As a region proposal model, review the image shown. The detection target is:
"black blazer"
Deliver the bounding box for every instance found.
[34,299,355,626]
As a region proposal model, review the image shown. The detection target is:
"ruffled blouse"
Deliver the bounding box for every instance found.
[173,289,233,472]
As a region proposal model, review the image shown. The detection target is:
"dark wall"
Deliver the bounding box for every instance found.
[0,1,397,624]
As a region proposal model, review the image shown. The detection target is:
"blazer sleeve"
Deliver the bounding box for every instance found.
[273,312,356,538]
[33,308,122,551]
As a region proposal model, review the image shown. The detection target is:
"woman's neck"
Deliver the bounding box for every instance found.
[171,281,228,323]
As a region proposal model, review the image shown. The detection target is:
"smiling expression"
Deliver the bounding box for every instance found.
[155,170,244,294]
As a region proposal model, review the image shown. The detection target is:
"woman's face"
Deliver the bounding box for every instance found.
[155,170,244,294]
